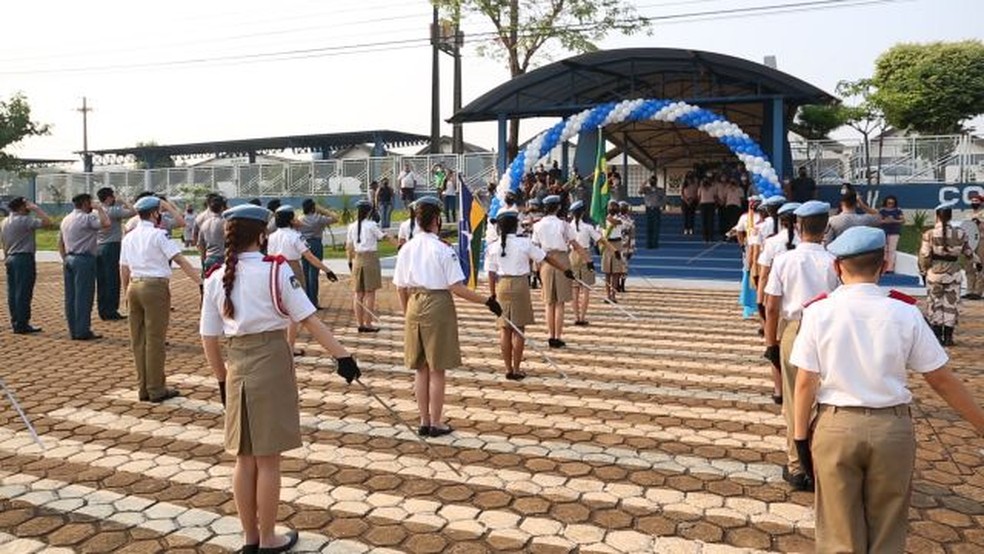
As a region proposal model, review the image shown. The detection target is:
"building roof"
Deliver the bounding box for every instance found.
[85,130,431,164]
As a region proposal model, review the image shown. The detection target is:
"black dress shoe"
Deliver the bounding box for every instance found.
[108,313,127,320]
[417,425,431,437]
[12,326,42,334]
[149,389,180,403]
[236,545,258,554]
[428,425,453,437]
[74,333,103,341]
[258,530,298,553]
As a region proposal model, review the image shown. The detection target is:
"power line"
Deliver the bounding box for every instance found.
[0,0,916,76]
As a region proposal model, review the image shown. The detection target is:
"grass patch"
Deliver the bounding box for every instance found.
[898,225,923,256]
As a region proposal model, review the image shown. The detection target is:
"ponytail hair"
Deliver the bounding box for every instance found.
[785,215,797,251]
[768,205,780,238]
[221,218,267,319]
[938,208,953,251]
[497,215,518,257]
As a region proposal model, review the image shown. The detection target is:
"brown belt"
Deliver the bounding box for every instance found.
[407,287,448,295]
[131,277,169,283]
[819,404,910,416]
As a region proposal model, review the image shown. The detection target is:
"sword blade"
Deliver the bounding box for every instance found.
[502,317,568,380]
[572,276,639,320]
[0,378,44,449]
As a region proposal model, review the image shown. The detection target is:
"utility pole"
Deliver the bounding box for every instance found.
[77,96,93,172]
[451,3,464,154]
[429,6,441,154]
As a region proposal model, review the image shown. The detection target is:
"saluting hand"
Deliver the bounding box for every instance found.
[336,356,361,384]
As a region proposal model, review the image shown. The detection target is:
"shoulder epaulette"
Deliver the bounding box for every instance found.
[204,263,223,279]
[803,292,828,308]
[888,289,917,305]
[263,254,287,265]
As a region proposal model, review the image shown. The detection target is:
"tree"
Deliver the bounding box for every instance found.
[0,93,50,171]
[789,104,844,140]
[835,79,886,184]
[434,0,650,158]
[873,40,984,135]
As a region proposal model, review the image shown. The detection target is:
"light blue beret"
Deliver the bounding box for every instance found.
[569,200,585,212]
[415,196,441,208]
[223,204,271,222]
[496,211,519,221]
[528,198,542,206]
[935,200,958,211]
[748,195,762,203]
[543,195,562,205]
[762,195,787,206]
[134,196,160,212]
[777,202,802,216]
[827,226,886,259]
[275,204,294,213]
[794,200,831,217]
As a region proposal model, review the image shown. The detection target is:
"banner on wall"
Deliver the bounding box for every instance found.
[817,183,984,210]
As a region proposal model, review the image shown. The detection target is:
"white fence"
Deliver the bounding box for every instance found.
[33,153,498,204]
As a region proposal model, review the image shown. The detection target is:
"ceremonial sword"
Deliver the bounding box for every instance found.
[0,377,44,449]
[571,276,639,320]
[500,316,568,380]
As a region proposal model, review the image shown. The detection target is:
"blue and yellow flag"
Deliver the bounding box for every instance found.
[458,182,487,289]
[589,128,609,224]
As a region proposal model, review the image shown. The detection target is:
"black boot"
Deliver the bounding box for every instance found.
[942,326,955,346]
[931,325,944,344]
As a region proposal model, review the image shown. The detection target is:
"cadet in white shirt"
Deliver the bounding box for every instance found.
[568,201,603,326]
[791,226,984,554]
[601,200,625,303]
[532,195,586,348]
[268,205,338,355]
[120,196,201,403]
[200,204,360,554]
[734,195,763,321]
[484,190,520,285]
[397,202,417,249]
[487,211,572,380]
[346,200,393,332]
[752,195,784,323]
[392,196,502,438]
[763,200,838,491]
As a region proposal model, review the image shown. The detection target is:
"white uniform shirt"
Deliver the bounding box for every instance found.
[200,253,316,336]
[790,284,948,408]
[119,221,181,278]
[532,214,574,252]
[570,220,602,249]
[398,219,416,243]
[393,232,464,290]
[347,219,384,253]
[267,227,308,261]
[485,206,519,246]
[749,218,777,247]
[485,235,546,276]
[763,242,838,321]
[757,230,800,268]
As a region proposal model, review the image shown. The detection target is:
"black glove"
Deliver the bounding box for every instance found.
[485,296,503,317]
[794,438,815,486]
[626,253,632,261]
[348,260,353,271]
[218,381,226,407]
[336,356,360,384]
[976,263,983,272]
[564,269,575,280]
[324,269,338,282]
[587,261,596,272]
[615,251,622,260]
[763,345,781,370]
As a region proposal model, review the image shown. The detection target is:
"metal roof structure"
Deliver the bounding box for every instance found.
[84,130,431,167]
[452,48,836,172]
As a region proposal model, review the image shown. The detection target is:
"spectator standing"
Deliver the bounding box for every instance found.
[548,160,562,184]
[697,178,718,243]
[680,174,699,235]
[443,169,460,223]
[788,167,817,203]
[376,177,394,229]
[639,174,665,249]
[183,205,196,247]
[397,163,418,208]
[823,190,881,245]
[879,195,904,273]
[298,199,338,307]
[95,187,136,321]
[722,177,744,240]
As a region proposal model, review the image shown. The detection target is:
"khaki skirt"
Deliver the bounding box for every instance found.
[287,259,306,292]
[497,275,535,329]
[541,251,573,304]
[352,251,382,292]
[570,249,596,286]
[602,243,626,274]
[404,289,461,371]
[224,330,301,456]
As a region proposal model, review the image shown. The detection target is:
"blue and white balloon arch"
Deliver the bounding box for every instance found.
[493,98,782,215]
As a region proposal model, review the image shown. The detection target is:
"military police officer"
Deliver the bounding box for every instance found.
[1,197,51,333]
[58,193,110,340]
[95,187,136,321]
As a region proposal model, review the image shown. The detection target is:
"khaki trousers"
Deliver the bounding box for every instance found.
[779,318,802,473]
[127,279,171,400]
[967,242,984,295]
[813,405,915,554]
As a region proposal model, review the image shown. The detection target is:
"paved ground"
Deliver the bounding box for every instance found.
[0,265,982,553]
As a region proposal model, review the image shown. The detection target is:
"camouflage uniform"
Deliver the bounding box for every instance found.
[918,223,979,333]
[963,213,984,297]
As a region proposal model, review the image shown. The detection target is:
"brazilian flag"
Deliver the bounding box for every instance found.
[589,128,609,224]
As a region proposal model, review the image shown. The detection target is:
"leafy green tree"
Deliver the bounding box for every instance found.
[835,79,886,184]
[873,40,984,134]
[0,93,50,171]
[790,104,844,140]
[434,0,650,158]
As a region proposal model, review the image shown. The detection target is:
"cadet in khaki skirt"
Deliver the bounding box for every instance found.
[201,204,361,554]
[346,200,394,333]
[601,201,626,303]
[393,196,502,437]
[568,200,605,326]
[267,205,338,356]
[487,211,572,380]
[532,195,587,348]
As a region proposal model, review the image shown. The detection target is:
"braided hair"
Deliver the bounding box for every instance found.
[767,205,781,238]
[356,203,372,243]
[783,214,797,251]
[222,218,267,318]
[938,208,953,252]
[497,215,519,257]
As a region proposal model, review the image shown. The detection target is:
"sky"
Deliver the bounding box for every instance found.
[1,0,981,164]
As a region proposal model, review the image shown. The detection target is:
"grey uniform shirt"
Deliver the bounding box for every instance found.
[197,212,226,260]
[98,204,136,245]
[641,186,666,210]
[298,213,333,240]
[1,214,44,255]
[824,212,881,245]
[60,209,102,255]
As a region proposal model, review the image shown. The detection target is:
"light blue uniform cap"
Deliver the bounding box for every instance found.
[762,195,786,206]
[793,200,831,217]
[415,196,441,209]
[935,200,958,211]
[223,204,272,222]
[569,200,585,211]
[543,195,562,205]
[826,226,886,259]
[133,196,160,212]
[777,202,802,216]
[275,204,294,213]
